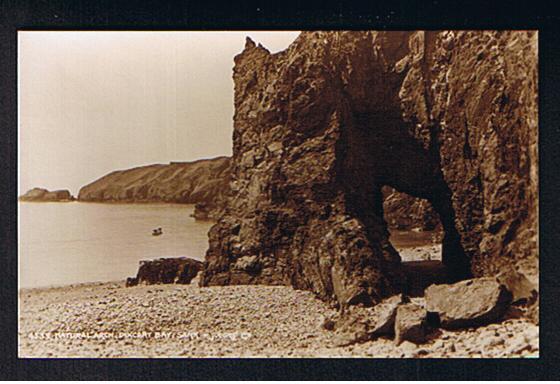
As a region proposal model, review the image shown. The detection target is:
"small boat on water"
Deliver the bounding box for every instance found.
[152,227,163,236]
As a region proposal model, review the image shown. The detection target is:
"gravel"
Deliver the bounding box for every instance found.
[19,280,538,358]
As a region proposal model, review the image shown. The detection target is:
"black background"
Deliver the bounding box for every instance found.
[0,0,558,380]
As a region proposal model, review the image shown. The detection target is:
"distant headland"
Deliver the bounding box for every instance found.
[19,188,75,202]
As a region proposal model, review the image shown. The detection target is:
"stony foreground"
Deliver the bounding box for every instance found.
[19,281,538,358]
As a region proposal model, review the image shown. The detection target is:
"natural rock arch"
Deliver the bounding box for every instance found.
[338,103,471,280]
[200,31,538,309]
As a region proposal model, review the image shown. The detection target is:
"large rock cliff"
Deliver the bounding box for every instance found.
[201,31,538,308]
[78,156,231,206]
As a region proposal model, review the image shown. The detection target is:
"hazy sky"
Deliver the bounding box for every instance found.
[19,31,300,195]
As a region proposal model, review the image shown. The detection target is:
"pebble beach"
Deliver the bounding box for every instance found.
[19,276,538,358]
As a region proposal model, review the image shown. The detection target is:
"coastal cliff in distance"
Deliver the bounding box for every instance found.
[19,188,74,202]
[77,157,231,209]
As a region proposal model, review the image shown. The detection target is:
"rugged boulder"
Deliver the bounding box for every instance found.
[330,294,404,346]
[201,31,538,309]
[78,157,231,211]
[126,257,203,286]
[19,188,74,202]
[394,303,428,345]
[425,277,512,329]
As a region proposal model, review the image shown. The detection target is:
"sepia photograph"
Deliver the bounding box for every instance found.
[17,30,538,359]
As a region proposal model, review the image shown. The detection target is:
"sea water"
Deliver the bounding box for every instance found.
[18,202,212,288]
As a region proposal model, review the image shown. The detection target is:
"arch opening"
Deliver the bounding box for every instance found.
[382,186,450,296]
[340,110,473,298]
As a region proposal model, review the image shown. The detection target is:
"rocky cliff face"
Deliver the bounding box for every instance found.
[78,157,231,207]
[19,188,74,202]
[201,32,538,308]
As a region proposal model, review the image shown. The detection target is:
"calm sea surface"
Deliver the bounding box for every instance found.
[19,202,438,289]
[19,202,213,288]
